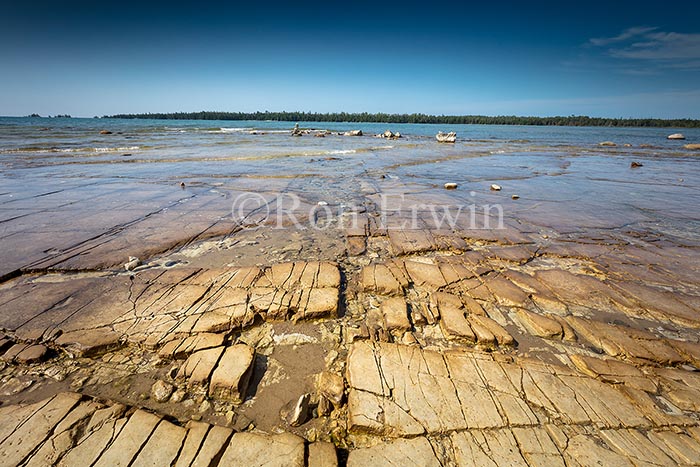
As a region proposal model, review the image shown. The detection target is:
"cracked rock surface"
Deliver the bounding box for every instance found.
[1,130,699,465]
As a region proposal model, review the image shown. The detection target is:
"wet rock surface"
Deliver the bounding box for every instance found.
[1,131,700,465]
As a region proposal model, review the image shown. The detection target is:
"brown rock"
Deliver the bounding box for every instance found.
[219,432,305,467]
[150,380,174,403]
[177,346,225,385]
[308,441,338,467]
[15,344,49,364]
[515,309,563,339]
[317,371,345,406]
[381,297,411,332]
[684,143,700,150]
[347,437,441,466]
[208,344,255,403]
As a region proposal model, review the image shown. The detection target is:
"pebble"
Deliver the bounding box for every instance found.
[151,379,174,403]
[170,389,186,403]
[199,400,212,413]
[490,184,502,191]
[444,183,458,190]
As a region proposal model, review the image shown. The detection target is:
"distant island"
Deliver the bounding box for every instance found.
[103,111,700,128]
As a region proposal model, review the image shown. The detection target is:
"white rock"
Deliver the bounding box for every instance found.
[436,131,457,143]
[668,133,686,140]
[444,183,458,190]
[490,184,502,191]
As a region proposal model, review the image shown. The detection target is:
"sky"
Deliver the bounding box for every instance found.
[1,0,700,118]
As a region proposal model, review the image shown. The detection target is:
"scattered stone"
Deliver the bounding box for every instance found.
[667,133,685,140]
[285,393,310,426]
[150,380,174,403]
[599,141,617,147]
[377,130,401,139]
[170,388,186,403]
[490,184,502,191]
[317,371,345,407]
[436,131,457,143]
[444,182,458,189]
[630,161,643,168]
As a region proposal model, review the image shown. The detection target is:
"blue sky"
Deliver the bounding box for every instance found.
[2,1,700,118]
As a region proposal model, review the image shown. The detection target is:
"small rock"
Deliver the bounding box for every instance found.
[285,393,311,427]
[170,388,186,403]
[317,201,329,206]
[317,371,345,406]
[180,182,186,188]
[124,256,141,271]
[343,130,363,136]
[630,161,643,168]
[599,141,616,147]
[444,183,458,190]
[191,414,202,421]
[15,344,48,364]
[151,379,174,403]
[668,133,685,140]
[139,392,150,400]
[623,143,632,147]
[199,400,212,413]
[99,130,112,135]
[490,184,502,191]
[684,143,700,150]
[511,194,520,199]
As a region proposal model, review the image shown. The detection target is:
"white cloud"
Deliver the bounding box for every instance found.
[610,32,700,60]
[590,27,700,66]
[589,26,658,46]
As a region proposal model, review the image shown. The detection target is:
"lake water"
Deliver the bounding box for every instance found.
[0,116,698,277]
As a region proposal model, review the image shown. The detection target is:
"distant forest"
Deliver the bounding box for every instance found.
[104,111,700,128]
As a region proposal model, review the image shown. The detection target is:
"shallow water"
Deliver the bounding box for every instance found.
[0,116,699,278]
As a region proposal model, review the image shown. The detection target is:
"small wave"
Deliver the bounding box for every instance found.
[0,146,141,154]
[369,145,395,150]
[208,127,255,133]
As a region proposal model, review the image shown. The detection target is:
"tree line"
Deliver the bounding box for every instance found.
[103,111,700,128]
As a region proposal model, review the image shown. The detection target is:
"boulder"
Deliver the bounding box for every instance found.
[436,131,456,143]
[668,133,685,140]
